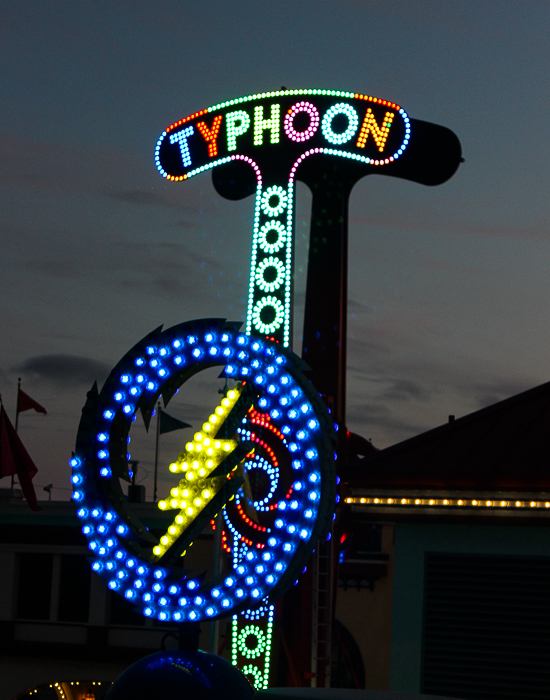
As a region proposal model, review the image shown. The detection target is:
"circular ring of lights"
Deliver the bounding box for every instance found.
[258,221,286,255]
[260,186,287,217]
[72,319,336,622]
[237,625,266,659]
[321,103,359,145]
[284,101,320,143]
[241,665,263,687]
[244,455,279,510]
[255,257,285,293]
[251,297,285,335]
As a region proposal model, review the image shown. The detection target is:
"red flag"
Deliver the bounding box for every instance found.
[0,405,40,511]
[17,388,47,415]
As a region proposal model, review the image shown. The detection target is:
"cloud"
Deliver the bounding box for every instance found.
[14,354,111,388]
[377,378,431,402]
[347,400,426,439]
[469,378,534,409]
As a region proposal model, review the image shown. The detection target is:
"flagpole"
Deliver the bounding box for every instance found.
[153,400,160,503]
[12,380,22,492]
[14,378,21,434]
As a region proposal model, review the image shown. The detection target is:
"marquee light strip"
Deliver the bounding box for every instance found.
[345,496,550,510]
[164,89,401,135]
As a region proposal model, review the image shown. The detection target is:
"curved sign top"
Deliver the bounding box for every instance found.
[155,88,410,182]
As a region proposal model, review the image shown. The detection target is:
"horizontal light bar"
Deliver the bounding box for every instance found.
[345,496,550,510]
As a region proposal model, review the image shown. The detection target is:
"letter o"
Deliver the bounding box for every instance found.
[321,103,359,145]
[284,101,320,143]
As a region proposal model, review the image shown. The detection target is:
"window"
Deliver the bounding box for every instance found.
[108,590,145,626]
[17,553,53,620]
[58,554,91,622]
[423,553,550,699]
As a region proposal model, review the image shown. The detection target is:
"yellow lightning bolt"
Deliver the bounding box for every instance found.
[153,386,243,559]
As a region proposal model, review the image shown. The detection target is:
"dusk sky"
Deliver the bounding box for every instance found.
[2,1,549,501]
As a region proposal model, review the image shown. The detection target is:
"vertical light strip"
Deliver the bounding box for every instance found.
[284,181,294,347]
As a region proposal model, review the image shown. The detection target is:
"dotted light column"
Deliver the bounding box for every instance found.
[232,537,274,690]
[246,182,293,346]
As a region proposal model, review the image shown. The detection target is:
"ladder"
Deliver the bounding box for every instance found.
[310,527,335,687]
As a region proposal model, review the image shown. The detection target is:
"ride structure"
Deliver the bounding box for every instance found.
[73,87,461,690]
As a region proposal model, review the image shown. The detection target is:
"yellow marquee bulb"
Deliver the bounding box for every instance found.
[221,398,230,408]
[227,390,236,400]
[194,498,202,507]
[161,536,169,545]
[176,515,183,524]
[203,423,212,432]
[170,499,179,508]
[186,507,194,516]
[159,501,167,510]
[186,442,194,451]
[194,432,203,442]
[206,460,213,469]
[216,407,224,416]
[210,414,218,423]
[169,463,178,473]
[169,526,177,535]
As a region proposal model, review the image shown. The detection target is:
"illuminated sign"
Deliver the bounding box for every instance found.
[72,320,336,624]
[155,90,409,180]
[155,89,410,346]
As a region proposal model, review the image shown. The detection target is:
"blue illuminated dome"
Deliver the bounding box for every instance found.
[106,649,254,700]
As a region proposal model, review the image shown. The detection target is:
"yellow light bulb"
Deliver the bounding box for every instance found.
[206,460,214,469]
[222,398,230,407]
[194,498,202,507]
[186,442,194,451]
[176,515,183,524]
[170,499,178,508]
[169,463,178,473]
[161,536,169,545]
[203,490,211,499]
[194,432,203,442]
[216,407,224,415]
[159,501,167,510]
[169,526,177,535]
[210,414,218,423]
[186,507,194,516]
[227,390,236,400]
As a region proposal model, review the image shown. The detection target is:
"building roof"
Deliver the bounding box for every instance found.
[344,381,550,491]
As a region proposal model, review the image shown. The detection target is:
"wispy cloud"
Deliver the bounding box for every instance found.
[14,354,111,388]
